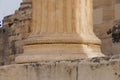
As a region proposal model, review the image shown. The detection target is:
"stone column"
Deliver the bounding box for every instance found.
[15,0,104,63]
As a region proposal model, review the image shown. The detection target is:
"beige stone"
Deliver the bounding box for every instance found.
[0,59,120,80]
[93,0,120,56]
[93,8,103,24]
[15,0,104,63]
[0,0,32,65]
[1,0,120,65]
[115,4,120,20]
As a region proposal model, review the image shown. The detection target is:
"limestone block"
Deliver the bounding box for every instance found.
[115,0,120,4]
[115,4,120,20]
[111,43,120,55]
[103,2,114,21]
[103,0,113,6]
[93,8,103,24]
[93,0,103,9]
[0,58,120,80]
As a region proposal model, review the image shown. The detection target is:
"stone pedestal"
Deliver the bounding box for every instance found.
[1,59,120,80]
[15,0,104,63]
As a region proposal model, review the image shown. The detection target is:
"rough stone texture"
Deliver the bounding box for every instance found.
[0,58,120,80]
[0,0,120,65]
[93,0,120,56]
[0,0,32,65]
[0,29,5,65]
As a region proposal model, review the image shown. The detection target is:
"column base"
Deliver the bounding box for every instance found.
[15,44,104,63]
[24,33,102,45]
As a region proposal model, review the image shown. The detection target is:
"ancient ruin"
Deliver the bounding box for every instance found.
[15,0,104,63]
[0,0,120,65]
[0,0,120,80]
[0,0,32,65]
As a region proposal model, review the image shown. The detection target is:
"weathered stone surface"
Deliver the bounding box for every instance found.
[0,58,120,80]
[0,0,32,65]
[15,0,104,63]
[93,0,120,56]
[0,0,120,65]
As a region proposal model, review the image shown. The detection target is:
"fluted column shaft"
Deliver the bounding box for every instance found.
[25,0,100,45]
